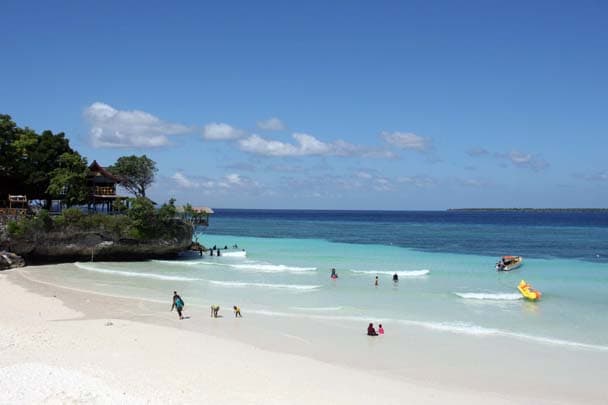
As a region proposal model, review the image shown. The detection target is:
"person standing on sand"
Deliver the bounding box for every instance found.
[374,275,379,287]
[210,304,220,318]
[171,291,185,320]
[233,305,242,317]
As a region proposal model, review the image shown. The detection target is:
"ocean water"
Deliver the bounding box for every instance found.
[25,209,608,351]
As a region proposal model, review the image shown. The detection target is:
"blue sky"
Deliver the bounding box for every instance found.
[2,0,607,209]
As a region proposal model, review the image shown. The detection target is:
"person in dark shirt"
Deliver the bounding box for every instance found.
[367,323,378,336]
[171,291,185,320]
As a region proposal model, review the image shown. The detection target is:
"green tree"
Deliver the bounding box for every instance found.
[127,196,156,236]
[109,155,157,197]
[0,114,79,205]
[47,153,89,207]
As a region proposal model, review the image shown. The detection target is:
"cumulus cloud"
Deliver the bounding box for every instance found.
[202,122,246,140]
[171,172,202,189]
[84,102,190,148]
[238,133,395,158]
[496,150,549,171]
[257,117,286,131]
[381,131,431,152]
[171,171,259,191]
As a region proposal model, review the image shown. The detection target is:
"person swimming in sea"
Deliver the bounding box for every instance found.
[392,273,399,283]
[367,323,378,336]
[171,291,185,320]
[330,268,338,279]
[233,305,242,318]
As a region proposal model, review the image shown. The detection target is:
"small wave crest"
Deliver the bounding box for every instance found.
[74,262,199,281]
[153,259,202,266]
[455,292,522,301]
[245,310,608,352]
[290,306,343,311]
[350,269,430,277]
[208,280,321,290]
[230,263,317,273]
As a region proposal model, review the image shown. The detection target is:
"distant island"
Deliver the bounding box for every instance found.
[447,208,608,212]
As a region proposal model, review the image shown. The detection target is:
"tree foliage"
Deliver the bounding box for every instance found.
[47,153,89,206]
[0,114,86,204]
[108,155,157,198]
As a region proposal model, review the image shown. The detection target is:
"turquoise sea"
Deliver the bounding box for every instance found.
[27,210,608,351]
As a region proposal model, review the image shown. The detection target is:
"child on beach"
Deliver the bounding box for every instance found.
[210,304,220,318]
[171,291,185,320]
[233,305,242,317]
[378,324,384,335]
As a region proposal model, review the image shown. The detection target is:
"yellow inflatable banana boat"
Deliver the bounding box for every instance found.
[518,280,542,301]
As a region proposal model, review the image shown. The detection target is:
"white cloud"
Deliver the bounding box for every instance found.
[381,131,431,152]
[172,172,200,189]
[467,147,489,157]
[202,122,246,140]
[257,117,286,131]
[84,102,190,148]
[171,171,259,191]
[496,150,549,171]
[397,175,437,188]
[238,133,395,158]
[574,170,608,181]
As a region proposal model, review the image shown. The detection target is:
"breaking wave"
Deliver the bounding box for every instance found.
[74,262,199,281]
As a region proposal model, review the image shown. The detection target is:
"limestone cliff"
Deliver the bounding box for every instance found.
[5,219,193,262]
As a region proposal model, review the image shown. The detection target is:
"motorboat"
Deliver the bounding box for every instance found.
[496,255,523,271]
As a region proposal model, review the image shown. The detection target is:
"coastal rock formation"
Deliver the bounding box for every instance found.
[6,220,193,262]
[0,251,26,270]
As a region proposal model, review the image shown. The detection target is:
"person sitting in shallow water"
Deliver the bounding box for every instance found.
[392,273,399,283]
[330,268,338,279]
[367,323,378,336]
[378,324,384,335]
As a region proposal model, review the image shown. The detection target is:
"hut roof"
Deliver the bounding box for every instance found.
[88,160,121,182]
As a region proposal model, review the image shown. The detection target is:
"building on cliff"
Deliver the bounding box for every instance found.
[87,160,127,213]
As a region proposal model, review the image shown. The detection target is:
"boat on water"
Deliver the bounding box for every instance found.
[496,255,523,271]
[518,279,541,301]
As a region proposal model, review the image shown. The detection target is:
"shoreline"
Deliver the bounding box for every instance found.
[3,265,607,404]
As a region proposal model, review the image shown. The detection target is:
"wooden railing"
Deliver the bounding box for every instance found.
[94,186,116,196]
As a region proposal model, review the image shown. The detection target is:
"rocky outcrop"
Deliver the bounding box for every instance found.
[0,251,26,270]
[6,219,193,262]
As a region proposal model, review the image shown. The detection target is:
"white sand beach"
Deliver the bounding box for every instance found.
[1,265,606,404]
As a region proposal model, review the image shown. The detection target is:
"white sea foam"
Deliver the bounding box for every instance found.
[208,280,321,290]
[246,310,608,352]
[350,269,430,277]
[231,263,317,273]
[153,259,203,266]
[75,262,199,281]
[454,292,522,301]
[291,306,343,311]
